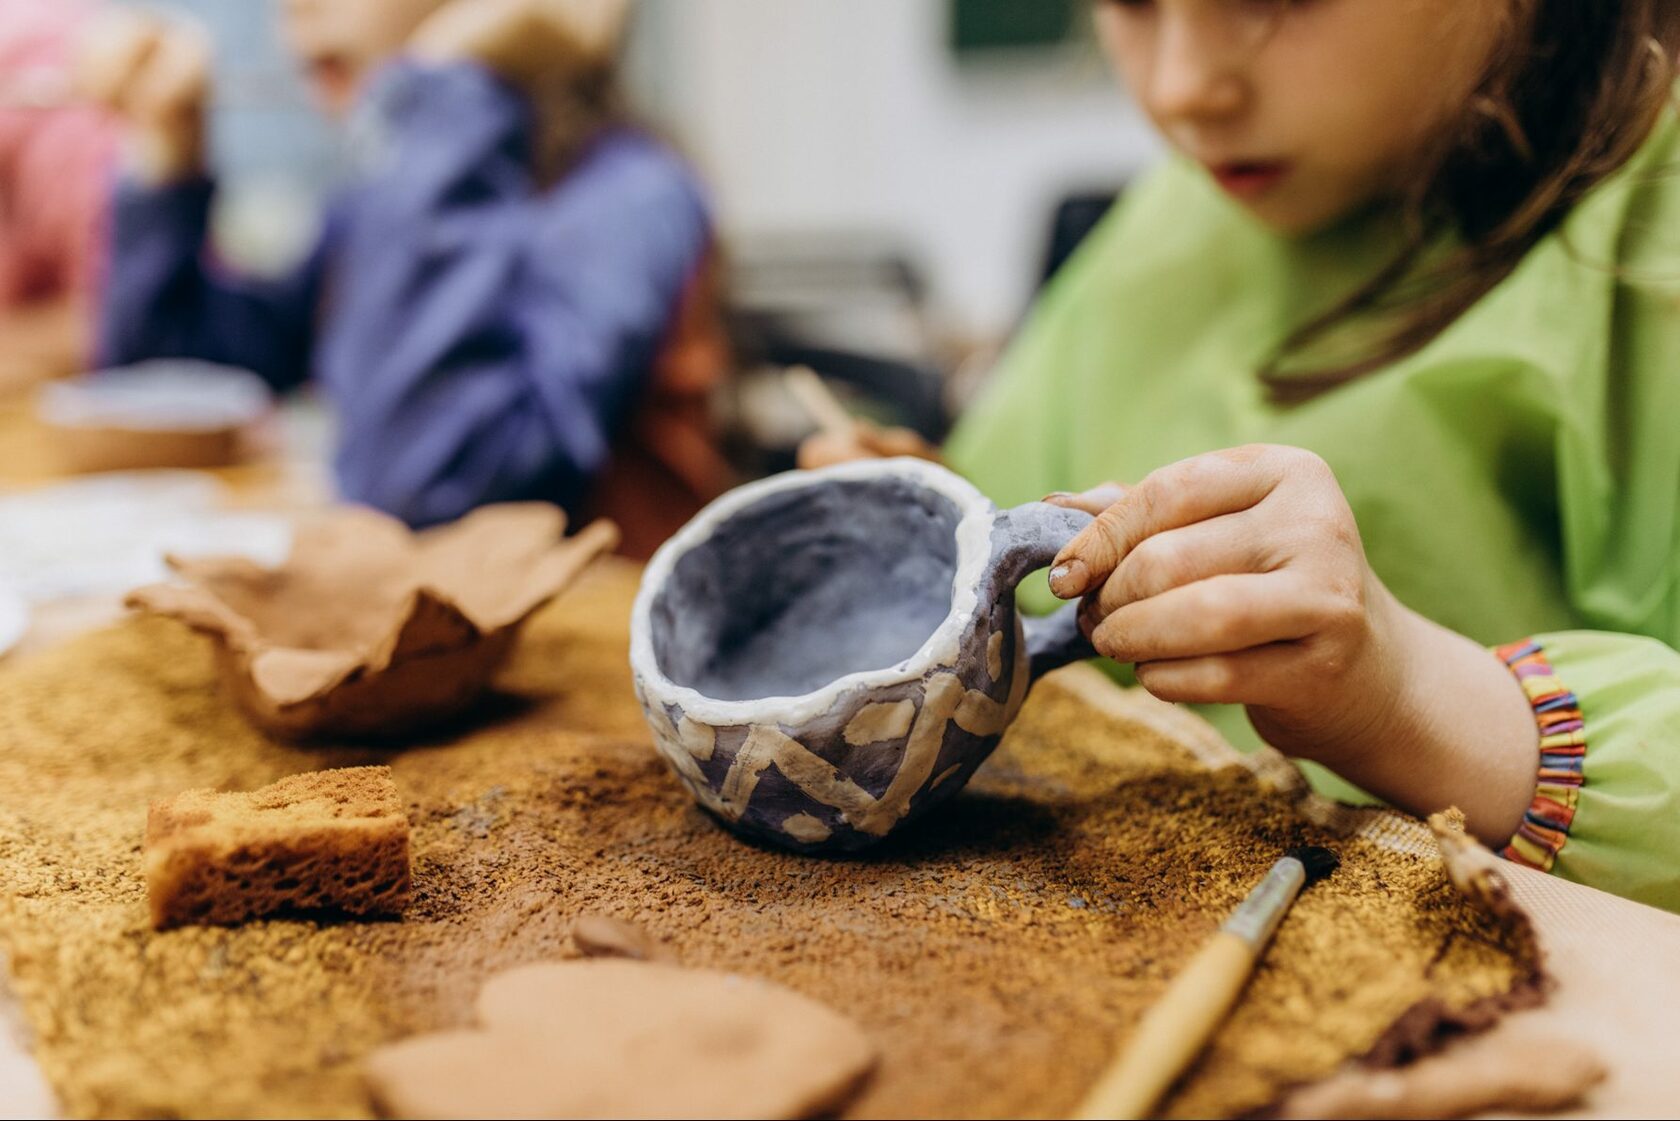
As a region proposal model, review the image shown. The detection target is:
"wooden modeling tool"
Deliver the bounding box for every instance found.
[783,365,855,439]
[1075,845,1340,1120]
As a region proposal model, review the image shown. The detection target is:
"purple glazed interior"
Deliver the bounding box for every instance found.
[648,476,964,702]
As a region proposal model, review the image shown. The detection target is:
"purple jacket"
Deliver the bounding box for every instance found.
[99,61,712,526]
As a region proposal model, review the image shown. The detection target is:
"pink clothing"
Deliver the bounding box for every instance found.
[0,0,119,306]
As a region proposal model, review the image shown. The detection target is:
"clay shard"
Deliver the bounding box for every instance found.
[571,913,678,963]
[363,960,878,1120]
[1428,809,1521,923]
[144,766,409,929]
[126,503,618,739]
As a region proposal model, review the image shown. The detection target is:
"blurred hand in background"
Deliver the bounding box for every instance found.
[73,8,209,184]
[797,421,941,470]
[75,1,631,185]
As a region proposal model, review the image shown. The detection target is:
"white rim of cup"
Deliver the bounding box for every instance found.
[629,457,995,728]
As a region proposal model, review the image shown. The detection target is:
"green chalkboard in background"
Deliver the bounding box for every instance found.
[950,0,1084,53]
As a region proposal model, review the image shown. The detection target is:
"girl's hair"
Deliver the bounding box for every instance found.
[1264,1,1680,403]
[528,1,634,184]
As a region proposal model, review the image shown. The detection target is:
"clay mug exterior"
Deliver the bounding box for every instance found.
[630,458,1094,852]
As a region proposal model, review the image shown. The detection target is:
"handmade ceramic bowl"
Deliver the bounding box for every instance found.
[630,458,1094,852]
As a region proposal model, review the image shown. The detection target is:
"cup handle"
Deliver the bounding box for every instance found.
[1023,602,1093,678]
[990,501,1097,678]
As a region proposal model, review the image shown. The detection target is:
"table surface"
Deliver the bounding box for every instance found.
[0,390,330,658]
[3,390,1679,1119]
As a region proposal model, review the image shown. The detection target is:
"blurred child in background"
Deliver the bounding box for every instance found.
[85,0,732,555]
[0,0,119,388]
[807,1,1680,910]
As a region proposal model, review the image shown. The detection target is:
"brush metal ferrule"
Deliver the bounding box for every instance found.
[1220,856,1306,949]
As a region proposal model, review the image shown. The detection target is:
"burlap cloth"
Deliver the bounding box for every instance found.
[0,560,1541,1120]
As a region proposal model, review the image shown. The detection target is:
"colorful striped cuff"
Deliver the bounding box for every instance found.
[1493,639,1585,872]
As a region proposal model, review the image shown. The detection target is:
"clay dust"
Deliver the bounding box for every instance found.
[0,561,1540,1119]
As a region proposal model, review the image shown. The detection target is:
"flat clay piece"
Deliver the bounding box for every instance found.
[571,914,677,963]
[364,960,877,1120]
[1277,1032,1607,1119]
[145,766,410,928]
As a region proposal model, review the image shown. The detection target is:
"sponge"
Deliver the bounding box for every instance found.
[144,766,410,929]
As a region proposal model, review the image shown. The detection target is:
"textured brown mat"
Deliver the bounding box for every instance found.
[0,560,1541,1120]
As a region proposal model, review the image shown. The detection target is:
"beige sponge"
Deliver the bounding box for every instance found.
[144,766,410,929]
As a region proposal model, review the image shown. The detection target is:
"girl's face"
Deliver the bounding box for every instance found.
[1095,0,1510,234]
[280,0,446,115]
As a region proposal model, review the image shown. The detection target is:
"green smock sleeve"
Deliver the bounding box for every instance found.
[1497,634,1680,909]
[1505,121,1680,908]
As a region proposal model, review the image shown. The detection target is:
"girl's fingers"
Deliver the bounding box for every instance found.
[796,430,876,470]
[1042,482,1128,516]
[1049,445,1287,599]
[1094,506,1274,617]
[860,424,940,461]
[1087,570,1323,664]
[1132,642,1301,707]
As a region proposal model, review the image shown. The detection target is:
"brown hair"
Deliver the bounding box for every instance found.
[1263,1,1680,403]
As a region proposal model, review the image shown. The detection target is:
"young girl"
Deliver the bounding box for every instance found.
[83,0,732,555]
[808,1,1680,911]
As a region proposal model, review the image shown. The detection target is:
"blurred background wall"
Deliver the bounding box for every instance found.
[630,0,1158,342]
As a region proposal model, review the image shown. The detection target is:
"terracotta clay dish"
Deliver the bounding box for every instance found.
[126,503,618,739]
[36,361,272,473]
[363,959,878,1121]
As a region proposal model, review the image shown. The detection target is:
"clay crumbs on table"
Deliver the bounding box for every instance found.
[0,560,1540,1119]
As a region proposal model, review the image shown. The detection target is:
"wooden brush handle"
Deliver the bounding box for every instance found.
[783,365,855,438]
[1074,932,1256,1120]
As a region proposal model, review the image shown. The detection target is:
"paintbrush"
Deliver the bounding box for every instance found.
[1074,845,1340,1120]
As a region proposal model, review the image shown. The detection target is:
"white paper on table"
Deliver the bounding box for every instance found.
[0,472,292,604]
[0,584,27,659]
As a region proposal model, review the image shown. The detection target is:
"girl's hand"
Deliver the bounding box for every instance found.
[75,10,210,185]
[1046,444,1539,845]
[797,421,940,470]
[1046,445,1406,752]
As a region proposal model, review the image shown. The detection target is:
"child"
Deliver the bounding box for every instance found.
[83,0,731,554]
[0,0,119,388]
[808,2,1680,910]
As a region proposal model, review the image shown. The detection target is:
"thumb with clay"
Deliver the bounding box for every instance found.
[1044,483,1130,601]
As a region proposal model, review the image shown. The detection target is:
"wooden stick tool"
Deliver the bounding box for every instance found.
[1074,845,1340,1121]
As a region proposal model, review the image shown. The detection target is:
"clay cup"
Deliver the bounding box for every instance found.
[630,458,1094,852]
